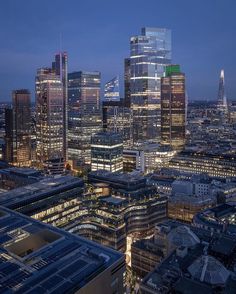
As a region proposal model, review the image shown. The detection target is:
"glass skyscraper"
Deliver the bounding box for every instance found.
[161,65,186,151]
[104,76,120,101]
[130,27,171,143]
[35,68,64,168]
[68,71,102,168]
[124,58,131,107]
[102,99,133,147]
[4,89,31,166]
[217,69,228,113]
[52,52,68,161]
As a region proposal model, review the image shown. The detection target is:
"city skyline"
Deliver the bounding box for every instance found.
[0,0,235,101]
[0,1,236,293]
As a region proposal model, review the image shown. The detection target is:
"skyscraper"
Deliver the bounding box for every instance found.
[129,27,171,142]
[4,89,31,166]
[104,76,120,101]
[124,58,131,107]
[68,71,102,168]
[52,52,68,161]
[35,68,64,172]
[161,65,186,151]
[102,100,133,148]
[217,69,228,113]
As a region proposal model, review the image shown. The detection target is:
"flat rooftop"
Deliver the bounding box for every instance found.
[100,196,126,205]
[0,175,84,208]
[0,206,124,293]
[89,170,145,183]
[0,167,42,178]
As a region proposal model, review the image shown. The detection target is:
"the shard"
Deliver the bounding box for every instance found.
[217,69,228,113]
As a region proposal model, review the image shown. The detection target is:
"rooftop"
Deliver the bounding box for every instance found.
[0,175,84,208]
[0,206,124,293]
[100,196,126,205]
[0,167,42,178]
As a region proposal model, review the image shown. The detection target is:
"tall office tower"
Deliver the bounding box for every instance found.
[52,52,68,161]
[104,76,120,101]
[102,99,133,147]
[130,27,171,143]
[68,71,102,168]
[4,90,31,166]
[36,68,64,173]
[91,132,123,172]
[217,69,228,113]
[124,58,131,106]
[161,65,186,151]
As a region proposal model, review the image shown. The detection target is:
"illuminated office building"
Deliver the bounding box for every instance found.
[161,65,186,150]
[0,206,125,294]
[91,132,123,172]
[1,170,167,253]
[68,71,102,168]
[52,52,68,161]
[123,144,176,174]
[104,76,120,101]
[35,68,64,173]
[229,101,236,123]
[4,89,31,166]
[168,150,236,178]
[102,99,133,147]
[168,194,214,223]
[129,27,171,142]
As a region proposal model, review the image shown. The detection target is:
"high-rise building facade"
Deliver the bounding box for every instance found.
[124,58,131,107]
[91,132,123,172]
[129,27,171,142]
[35,68,64,170]
[161,65,186,151]
[104,76,120,101]
[68,71,102,168]
[4,89,31,166]
[217,69,228,113]
[102,99,133,147]
[52,52,68,161]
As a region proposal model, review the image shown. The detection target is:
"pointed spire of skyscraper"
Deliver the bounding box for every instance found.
[217,69,228,113]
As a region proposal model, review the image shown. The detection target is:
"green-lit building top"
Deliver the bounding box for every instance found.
[165,64,180,76]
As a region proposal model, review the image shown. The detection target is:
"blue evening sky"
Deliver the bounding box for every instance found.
[0,0,235,101]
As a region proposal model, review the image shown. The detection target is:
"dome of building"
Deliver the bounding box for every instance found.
[188,255,230,285]
[167,226,200,249]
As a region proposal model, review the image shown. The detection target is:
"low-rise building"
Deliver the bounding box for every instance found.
[123,144,176,174]
[131,238,164,278]
[0,170,167,253]
[139,219,236,293]
[168,150,236,178]
[0,206,125,294]
[193,203,236,235]
[168,194,215,222]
